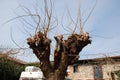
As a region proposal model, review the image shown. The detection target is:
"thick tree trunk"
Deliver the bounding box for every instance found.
[27,31,91,80]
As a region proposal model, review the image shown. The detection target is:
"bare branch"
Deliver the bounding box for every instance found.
[19,20,33,36]
[4,13,41,37]
[44,0,53,37]
[83,0,97,27]
[20,17,35,29]
[13,7,36,29]
[78,1,84,34]
[49,16,58,31]
[3,14,40,26]
[20,5,39,25]
[61,11,72,33]
[35,14,41,34]
[72,6,79,34]
[10,27,23,49]
[66,2,76,25]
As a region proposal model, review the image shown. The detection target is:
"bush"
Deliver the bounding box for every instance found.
[0,57,25,80]
[115,70,120,80]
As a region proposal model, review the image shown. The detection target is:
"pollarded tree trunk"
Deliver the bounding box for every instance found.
[27,31,91,80]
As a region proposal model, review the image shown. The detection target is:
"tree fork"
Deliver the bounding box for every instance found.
[27,31,91,80]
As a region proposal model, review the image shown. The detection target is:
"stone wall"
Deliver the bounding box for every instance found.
[102,63,120,80]
[67,65,94,80]
[67,63,120,80]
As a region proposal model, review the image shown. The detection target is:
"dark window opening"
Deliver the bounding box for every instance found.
[94,65,103,79]
[73,65,78,72]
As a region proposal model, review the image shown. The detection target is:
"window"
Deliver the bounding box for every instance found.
[73,65,78,72]
[94,65,103,79]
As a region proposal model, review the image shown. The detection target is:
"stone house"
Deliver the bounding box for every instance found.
[67,56,120,80]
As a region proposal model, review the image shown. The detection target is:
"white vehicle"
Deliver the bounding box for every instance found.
[19,66,44,80]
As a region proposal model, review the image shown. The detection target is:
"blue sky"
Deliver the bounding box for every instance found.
[0,0,120,62]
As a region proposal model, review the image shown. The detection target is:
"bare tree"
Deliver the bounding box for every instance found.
[25,0,93,80]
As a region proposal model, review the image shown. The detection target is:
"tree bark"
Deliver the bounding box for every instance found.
[27,31,91,80]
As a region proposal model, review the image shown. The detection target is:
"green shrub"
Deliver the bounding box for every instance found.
[0,57,25,80]
[115,70,120,80]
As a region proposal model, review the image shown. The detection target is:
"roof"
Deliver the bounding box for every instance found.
[0,53,27,65]
[80,56,120,60]
[73,56,120,65]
